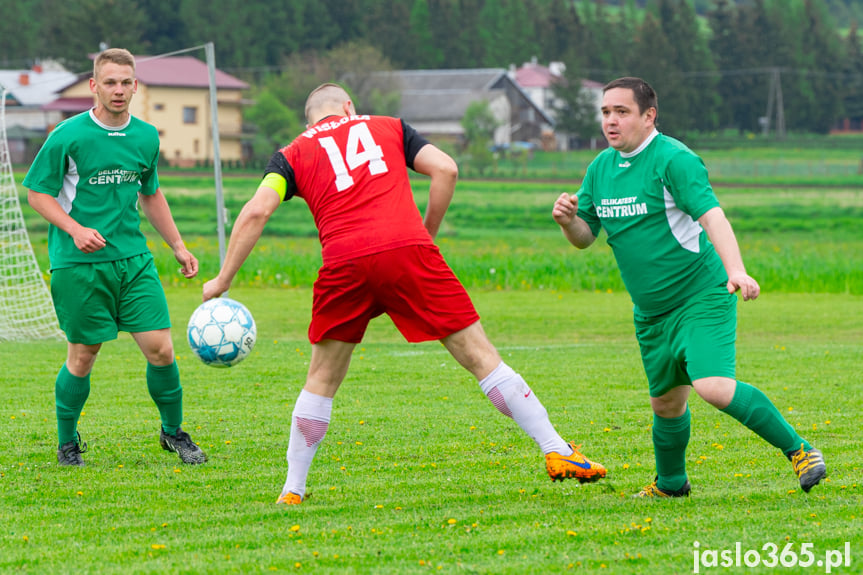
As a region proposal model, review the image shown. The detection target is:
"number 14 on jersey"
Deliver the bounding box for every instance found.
[319,122,389,192]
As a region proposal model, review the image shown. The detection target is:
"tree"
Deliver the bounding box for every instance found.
[841,22,863,125]
[254,41,398,132]
[362,0,413,68]
[708,0,772,133]
[626,12,686,136]
[408,0,444,68]
[326,42,400,116]
[706,0,741,130]
[654,0,719,133]
[478,0,535,67]
[0,0,42,65]
[41,0,149,71]
[535,0,584,64]
[798,0,844,133]
[244,90,303,162]
[461,100,499,174]
[551,62,602,147]
[456,0,485,68]
[430,0,468,68]
[137,0,188,57]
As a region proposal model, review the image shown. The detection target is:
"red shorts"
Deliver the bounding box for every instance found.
[309,244,480,344]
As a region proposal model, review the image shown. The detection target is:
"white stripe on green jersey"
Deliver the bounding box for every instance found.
[23,109,160,270]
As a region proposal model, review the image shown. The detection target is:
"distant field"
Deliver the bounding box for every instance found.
[17,153,863,296]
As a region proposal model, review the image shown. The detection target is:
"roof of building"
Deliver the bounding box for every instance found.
[394,69,504,121]
[135,55,248,90]
[391,68,553,124]
[512,60,604,91]
[42,97,94,112]
[514,62,560,88]
[0,68,79,106]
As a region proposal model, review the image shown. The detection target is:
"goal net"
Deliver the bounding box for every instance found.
[0,88,64,341]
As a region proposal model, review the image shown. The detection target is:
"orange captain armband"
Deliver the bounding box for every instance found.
[261,172,288,201]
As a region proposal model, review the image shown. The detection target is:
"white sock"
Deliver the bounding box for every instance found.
[478,362,570,455]
[282,389,333,498]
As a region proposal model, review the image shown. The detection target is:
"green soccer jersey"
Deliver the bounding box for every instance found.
[23,110,160,269]
[577,130,727,317]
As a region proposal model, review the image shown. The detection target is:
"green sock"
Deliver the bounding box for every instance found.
[653,406,691,492]
[720,381,810,456]
[147,361,183,436]
[55,364,91,447]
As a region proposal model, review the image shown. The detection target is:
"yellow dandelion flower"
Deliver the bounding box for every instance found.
[290,525,300,532]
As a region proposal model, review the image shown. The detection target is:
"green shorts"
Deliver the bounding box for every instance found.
[51,253,171,344]
[634,284,737,398]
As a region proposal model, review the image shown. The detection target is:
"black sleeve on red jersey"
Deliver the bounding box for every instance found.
[401,120,430,170]
[264,151,298,200]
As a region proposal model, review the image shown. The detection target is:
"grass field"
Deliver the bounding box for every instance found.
[4,149,863,573]
[2,288,861,573]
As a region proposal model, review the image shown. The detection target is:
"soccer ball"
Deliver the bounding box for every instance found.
[187,297,257,367]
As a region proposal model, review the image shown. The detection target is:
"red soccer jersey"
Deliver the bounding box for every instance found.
[267,115,433,265]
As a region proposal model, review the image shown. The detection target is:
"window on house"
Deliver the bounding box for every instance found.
[183,107,198,124]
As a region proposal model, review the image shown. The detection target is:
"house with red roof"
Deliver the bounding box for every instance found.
[0,62,79,163]
[54,55,249,167]
[510,58,604,150]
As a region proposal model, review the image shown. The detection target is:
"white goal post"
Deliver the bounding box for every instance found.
[0,87,64,341]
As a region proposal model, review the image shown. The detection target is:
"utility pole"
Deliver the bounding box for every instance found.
[764,67,786,139]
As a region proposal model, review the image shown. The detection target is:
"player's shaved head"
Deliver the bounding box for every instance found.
[305,83,353,125]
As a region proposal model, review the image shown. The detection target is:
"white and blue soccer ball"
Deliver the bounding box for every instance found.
[187,297,257,367]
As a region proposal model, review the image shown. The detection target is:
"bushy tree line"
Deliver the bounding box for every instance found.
[1,0,862,137]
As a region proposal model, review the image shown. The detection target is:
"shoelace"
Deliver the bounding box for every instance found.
[640,482,665,497]
[173,433,193,448]
[791,447,821,474]
[63,431,88,454]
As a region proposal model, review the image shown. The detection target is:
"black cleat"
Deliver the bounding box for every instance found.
[160,427,208,465]
[789,444,826,493]
[57,432,88,466]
